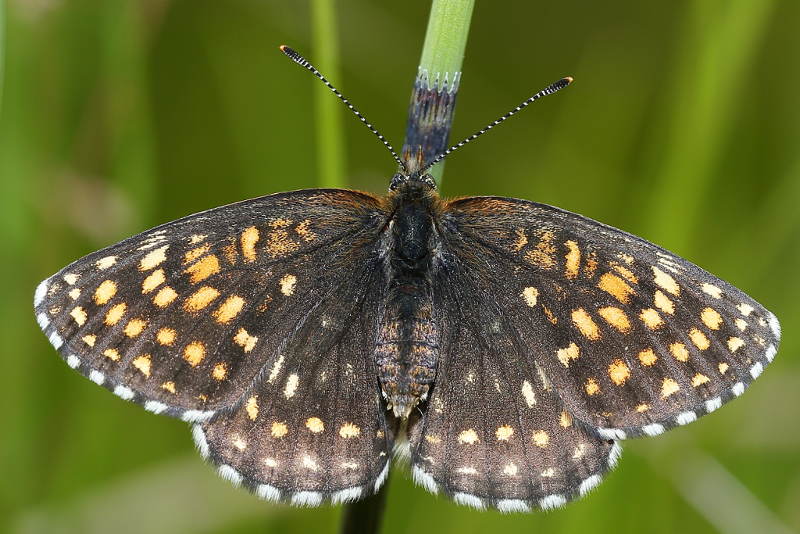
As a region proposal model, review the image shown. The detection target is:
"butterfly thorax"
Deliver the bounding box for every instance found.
[376,179,442,419]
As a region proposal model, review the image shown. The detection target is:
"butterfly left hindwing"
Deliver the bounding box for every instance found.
[438,196,780,440]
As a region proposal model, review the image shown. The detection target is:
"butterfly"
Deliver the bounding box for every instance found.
[33,46,780,512]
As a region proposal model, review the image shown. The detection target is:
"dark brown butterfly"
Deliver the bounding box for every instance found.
[34,47,779,512]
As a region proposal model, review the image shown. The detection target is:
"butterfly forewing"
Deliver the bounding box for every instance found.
[408,278,621,511]
[34,189,388,424]
[441,197,780,440]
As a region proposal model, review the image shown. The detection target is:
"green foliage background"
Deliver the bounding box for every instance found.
[2,1,798,533]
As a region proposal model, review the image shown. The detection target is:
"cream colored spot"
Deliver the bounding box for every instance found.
[512,228,528,251]
[232,435,247,451]
[521,286,539,307]
[139,245,169,271]
[63,273,79,285]
[737,303,754,316]
[661,377,680,398]
[153,286,178,307]
[572,444,588,460]
[103,348,121,361]
[185,255,220,284]
[718,362,729,374]
[639,308,663,330]
[241,226,259,262]
[295,220,317,242]
[161,381,176,394]
[635,403,650,413]
[156,327,176,346]
[306,417,324,433]
[70,306,87,326]
[280,274,297,296]
[496,425,514,441]
[585,377,601,396]
[339,423,361,439]
[701,307,723,330]
[189,234,207,244]
[727,337,745,352]
[532,430,550,448]
[94,280,117,305]
[124,318,147,338]
[104,303,126,326]
[234,327,258,352]
[212,295,245,324]
[95,256,116,270]
[542,305,557,324]
[183,244,211,264]
[456,466,478,475]
[82,334,96,347]
[652,266,680,295]
[521,380,536,407]
[688,328,710,350]
[268,355,284,383]
[265,458,278,468]
[457,429,479,445]
[597,272,635,304]
[669,342,689,362]
[564,240,581,279]
[598,306,631,333]
[142,269,165,294]
[701,283,722,299]
[559,411,573,427]
[183,286,220,312]
[541,468,556,478]
[283,373,299,399]
[132,354,151,376]
[68,288,81,300]
[571,308,601,340]
[612,263,638,284]
[246,396,259,420]
[503,463,519,476]
[425,434,442,444]
[608,359,631,386]
[691,373,710,387]
[735,318,748,331]
[212,362,227,381]
[556,342,580,367]
[654,290,675,315]
[271,421,288,438]
[183,341,206,367]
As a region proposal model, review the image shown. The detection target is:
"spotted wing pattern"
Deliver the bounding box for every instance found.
[194,261,394,505]
[441,197,780,442]
[34,189,396,502]
[407,286,621,512]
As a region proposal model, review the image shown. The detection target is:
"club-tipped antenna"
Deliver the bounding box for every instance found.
[417,76,573,176]
[280,46,407,172]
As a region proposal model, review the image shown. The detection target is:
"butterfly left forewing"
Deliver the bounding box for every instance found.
[440,196,779,440]
[34,189,388,421]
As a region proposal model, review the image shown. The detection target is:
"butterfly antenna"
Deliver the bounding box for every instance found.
[418,76,573,175]
[280,46,407,172]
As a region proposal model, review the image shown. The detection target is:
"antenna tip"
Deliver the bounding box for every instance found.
[279,45,292,54]
[564,76,574,84]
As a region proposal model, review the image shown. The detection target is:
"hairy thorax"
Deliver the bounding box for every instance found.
[376,183,442,419]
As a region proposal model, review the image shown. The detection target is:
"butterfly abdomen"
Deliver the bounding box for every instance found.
[377,185,441,419]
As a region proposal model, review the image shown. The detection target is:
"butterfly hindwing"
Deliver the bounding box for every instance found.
[408,275,620,511]
[440,196,780,440]
[195,262,394,505]
[34,189,389,423]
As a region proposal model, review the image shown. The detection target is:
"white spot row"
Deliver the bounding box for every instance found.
[410,442,623,513]
[34,278,49,307]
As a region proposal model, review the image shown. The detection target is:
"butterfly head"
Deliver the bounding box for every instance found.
[389,171,437,192]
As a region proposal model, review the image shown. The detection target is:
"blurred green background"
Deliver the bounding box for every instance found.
[2,1,798,533]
